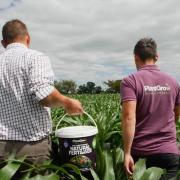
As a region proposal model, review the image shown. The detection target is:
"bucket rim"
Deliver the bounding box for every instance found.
[55,125,98,138]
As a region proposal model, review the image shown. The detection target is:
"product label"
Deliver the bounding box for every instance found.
[59,136,96,171]
[69,143,92,155]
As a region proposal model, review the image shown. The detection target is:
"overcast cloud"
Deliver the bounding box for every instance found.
[0,0,180,85]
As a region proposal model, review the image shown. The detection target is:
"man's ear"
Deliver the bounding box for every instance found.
[26,34,30,48]
[155,54,159,61]
[134,54,140,62]
[1,40,7,48]
[134,54,141,69]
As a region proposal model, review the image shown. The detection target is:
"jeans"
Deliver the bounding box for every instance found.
[133,153,180,180]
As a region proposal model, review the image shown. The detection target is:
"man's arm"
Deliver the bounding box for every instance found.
[28,54,83,115]
[174,105,180,122]
[39,88,83,115]
[122,100,136,176]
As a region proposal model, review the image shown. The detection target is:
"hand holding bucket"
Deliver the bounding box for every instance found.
[55,111,98,136]
[63,98,83,116]
[55,111,98,173]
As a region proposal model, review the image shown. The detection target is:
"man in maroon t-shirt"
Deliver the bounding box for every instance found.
[120,38,180,179]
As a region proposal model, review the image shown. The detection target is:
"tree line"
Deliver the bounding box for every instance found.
[54,80,122,94]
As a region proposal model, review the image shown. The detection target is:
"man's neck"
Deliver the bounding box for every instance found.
[3,39,29,48]
[137,59,156,69]
[10,41,28,47]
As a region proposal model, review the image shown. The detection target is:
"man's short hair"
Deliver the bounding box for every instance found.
[2,19,28,43]
[134,38,157,61]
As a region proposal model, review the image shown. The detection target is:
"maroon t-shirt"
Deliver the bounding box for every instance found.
[120,65,180,156]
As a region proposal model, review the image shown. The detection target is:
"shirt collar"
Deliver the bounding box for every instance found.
[6,43,27,50]
[138,64,159,71]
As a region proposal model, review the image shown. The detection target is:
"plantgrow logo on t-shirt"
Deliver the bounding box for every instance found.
[144,83,171,94]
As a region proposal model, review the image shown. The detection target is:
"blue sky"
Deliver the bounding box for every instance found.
[1,0,180,86]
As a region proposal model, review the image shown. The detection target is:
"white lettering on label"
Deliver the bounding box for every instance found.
[69,143,92,156]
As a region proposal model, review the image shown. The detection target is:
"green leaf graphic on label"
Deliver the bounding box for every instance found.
[70,155,92,169]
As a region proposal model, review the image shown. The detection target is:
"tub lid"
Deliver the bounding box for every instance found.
[55,126,98,138]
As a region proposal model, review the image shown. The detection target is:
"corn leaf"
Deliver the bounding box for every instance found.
[133,159,146,180]
[0,156,25,180]
[103,150,115,180]
[27,173,59,180]
[140,167,164,180]
[90,168,100,180]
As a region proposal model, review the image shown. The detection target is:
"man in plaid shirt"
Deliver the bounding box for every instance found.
[0,19,83,164]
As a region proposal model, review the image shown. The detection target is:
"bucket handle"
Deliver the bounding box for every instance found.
[55,111,97,132]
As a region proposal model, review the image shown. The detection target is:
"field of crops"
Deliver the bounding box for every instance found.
[51,94,167,180]
[51,94,125,179]
[1,94,180,179]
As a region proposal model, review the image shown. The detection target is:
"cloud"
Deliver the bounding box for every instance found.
[0,0,180,85]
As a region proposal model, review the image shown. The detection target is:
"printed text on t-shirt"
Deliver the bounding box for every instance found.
[144,84,170,94]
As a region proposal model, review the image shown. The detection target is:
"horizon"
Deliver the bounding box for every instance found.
[1,0,180,86]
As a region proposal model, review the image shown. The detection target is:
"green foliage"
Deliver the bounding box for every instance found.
[1,94,175,179]
[176,119,180,146]
[0,155,25,180]
[54,80,77,94]
[133,159,164,180]
[0,156,87,180]
[133,159,146,179]
[51,94,167,180]
[90,168,100,180]
[22,173,59,180]
[86,82,96,94]
[54,79,123,94]
[78,84,88,94]
[52,94,123,180]
[77,81,103,94]
[104,80,122,93]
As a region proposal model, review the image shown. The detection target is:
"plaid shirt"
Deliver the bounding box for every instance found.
[0,43,54,141]
[0,47,4,54]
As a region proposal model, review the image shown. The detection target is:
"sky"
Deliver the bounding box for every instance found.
[0,0,180,86]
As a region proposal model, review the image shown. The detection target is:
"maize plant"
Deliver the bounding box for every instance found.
[1,94,178,179]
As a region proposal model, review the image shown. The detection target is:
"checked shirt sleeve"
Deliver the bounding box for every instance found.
[28,53,55,101]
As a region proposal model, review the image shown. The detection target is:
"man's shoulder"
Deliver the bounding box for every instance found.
[25,48,46,59]
[158,70,179,84]
[122,73,136,87]
[122,72,137,83]
[122,70,148,88]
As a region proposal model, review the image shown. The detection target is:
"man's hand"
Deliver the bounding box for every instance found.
[64,98,83,115]
[124,154,135,176]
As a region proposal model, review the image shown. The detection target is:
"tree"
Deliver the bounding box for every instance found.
[104,80,122,93]
[86,82,96,94]
[77,82,102,94]
[77,84,88,94]
[94,86,102,94]
[54,80,77,94]
[54,80,61,92]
